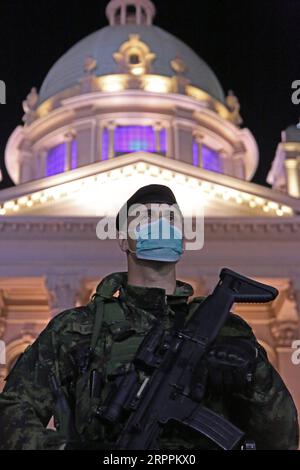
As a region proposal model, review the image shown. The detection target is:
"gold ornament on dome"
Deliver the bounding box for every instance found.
[84,56,97,76]
[22,87,39,125]
[226,89,243,127]
[113,34,156,76]
[171,56,188,75]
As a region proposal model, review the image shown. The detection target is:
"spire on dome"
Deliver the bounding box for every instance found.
[106,0,156,26]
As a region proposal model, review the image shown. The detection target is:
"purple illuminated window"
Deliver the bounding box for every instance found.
[202,145,223,173]
[71,140,78,170]
[102,128,109,161]
[115,126,156,155]
[160,129,167,154]
[46,143,66,177]
[46,141,77,176]
[111,126,167,156]
[193,141,199,167]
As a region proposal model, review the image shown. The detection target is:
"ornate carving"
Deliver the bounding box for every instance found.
[45,274,83,317]
[113,34,156,77]
[171,56,188,76]
[84,56,97,76]
[22,87,38,125]
[271,320,299,348]
[226,90,243,127]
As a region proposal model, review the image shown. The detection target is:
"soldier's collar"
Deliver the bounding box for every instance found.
[95,272,194,309]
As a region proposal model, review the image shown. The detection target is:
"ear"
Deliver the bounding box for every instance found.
[117,231,129,253]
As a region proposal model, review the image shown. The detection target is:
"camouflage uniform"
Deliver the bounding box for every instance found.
[0,272,298,450]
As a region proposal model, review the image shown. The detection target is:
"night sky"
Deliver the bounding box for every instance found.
[0,0,299,190]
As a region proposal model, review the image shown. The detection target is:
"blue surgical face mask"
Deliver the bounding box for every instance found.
[128,218,183,263]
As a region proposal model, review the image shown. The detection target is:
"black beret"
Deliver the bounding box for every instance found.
[116,184,178,231]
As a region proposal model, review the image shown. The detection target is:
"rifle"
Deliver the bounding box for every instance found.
[96,268,278,450]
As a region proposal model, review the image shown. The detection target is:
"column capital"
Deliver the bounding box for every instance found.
[64,130,76,142]
[193,132,204,144]
[153,122,163,132]
[271,320,299,348]
[107,121,117,131]
[45,273,83,318]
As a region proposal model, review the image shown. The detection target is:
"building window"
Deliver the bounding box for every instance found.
[112,126,167,157]
[160,129,167,154]
[193,141,199,167]
[102,128,109,161]
[46,141,77,177]
[46,143,66,177]
[202,145,223,173]
[192,141,223,173]
[71,140,78,170]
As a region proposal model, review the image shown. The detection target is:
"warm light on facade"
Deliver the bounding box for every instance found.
[0,163,294,218]
[131,66,145,76]
[143,75,170,93]
[99,75,127,92]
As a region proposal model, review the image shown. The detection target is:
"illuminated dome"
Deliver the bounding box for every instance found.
[4,0,259,187]
[39,19,225,104]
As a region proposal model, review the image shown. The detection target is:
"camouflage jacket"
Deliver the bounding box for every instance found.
[0,272,298,450]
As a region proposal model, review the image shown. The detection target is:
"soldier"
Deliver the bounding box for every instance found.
[0,184,298,450]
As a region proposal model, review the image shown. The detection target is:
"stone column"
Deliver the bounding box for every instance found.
[166,126,173,159]
[108,121,116,160]
[218,149,228,175]
[19,148,34,183]
[271,317,300,423]
[232,151,246,179]
[38,149,47,179]
[45,274,83,318]
[136,4,142,24]
[64,132,75,172]
[193,133,204,168]
[285,158,300,198]
[153,123,162,154]
[99,126,106,162]
[220,149,233,176]
[121,4,126,24]
[91,119,100,163]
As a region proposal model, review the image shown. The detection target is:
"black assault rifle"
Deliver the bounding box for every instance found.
[96,268,278,450]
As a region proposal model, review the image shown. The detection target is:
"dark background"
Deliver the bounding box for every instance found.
[0,0,299,190]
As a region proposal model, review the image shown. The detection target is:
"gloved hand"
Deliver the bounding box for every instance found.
[204,337,259,394]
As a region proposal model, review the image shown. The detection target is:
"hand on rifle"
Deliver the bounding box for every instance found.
[204,337,259,394]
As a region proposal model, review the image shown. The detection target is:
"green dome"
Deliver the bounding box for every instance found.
[39,24,225,104]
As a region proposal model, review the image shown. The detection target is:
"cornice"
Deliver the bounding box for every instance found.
[0,216,300,241]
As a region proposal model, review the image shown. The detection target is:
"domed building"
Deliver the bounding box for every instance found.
[0,0,300,434]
